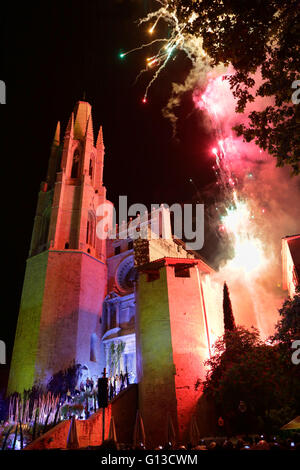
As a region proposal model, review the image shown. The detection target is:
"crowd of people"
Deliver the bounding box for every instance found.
[184,436,300,451]
[99,435,300,451]
[73,372,130,398]
[64,372,130,418]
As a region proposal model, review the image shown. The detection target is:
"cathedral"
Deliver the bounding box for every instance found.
[9,101,298,446]
[8,101,225,444]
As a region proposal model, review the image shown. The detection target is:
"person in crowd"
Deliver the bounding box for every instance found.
[66,389,72,403]
[80,381,85,393]
[90,377,94,391]
[120,372,125,391]
[109,379,114,401]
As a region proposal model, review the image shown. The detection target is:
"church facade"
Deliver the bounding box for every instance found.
[8,101,226,444]
[7,100,300,446]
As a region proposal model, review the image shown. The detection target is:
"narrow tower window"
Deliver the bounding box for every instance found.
[86,212,96,247]
[86,221,90,243]
[89,159,93,178]
[71,149,80,178]
[90,333,98,362]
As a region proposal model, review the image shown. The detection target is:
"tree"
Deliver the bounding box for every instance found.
[223,282,236,332]
[47,362,82,396]
[271,288,300,414]
[201,326,288,433]
[109,341,126,376]
[168,0,300,173]
[272,287,300,348]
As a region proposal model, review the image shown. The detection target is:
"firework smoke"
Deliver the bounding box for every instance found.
[194,71,300,338]
[127,1,300,338]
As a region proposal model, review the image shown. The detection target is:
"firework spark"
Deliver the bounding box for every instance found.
[193,72,271,276]
[119,1,205,101]
[122,2,271,277]
[124,1,300,339]
[220,194,265,274]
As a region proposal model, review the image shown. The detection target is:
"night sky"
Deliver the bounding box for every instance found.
[1,0,217,390]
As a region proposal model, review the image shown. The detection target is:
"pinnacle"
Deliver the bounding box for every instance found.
[96,125,104,149]
[53,121,60,145]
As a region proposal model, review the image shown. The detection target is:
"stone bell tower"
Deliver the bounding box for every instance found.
[8,101,109,394]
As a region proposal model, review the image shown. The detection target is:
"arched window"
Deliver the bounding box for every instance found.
[86,211,96,247]
[89,158,93,178]
[90,333,98,362]
[86,221,90,244]
[159,210,163,238]
[71,149,80,178]
[110,304,117,329]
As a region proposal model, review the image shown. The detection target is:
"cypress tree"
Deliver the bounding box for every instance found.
[223,282,236,332]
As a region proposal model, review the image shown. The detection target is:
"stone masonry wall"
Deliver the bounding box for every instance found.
[7,251,49,394]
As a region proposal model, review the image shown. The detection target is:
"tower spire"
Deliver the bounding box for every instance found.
[96,125,104,149]
[96,125,105,187]
[65,112,74,138]
[74,101,92,140]
[85,114,94,143]
[61,112,74,172]
[46,121,61,187]
[53,121,60,145]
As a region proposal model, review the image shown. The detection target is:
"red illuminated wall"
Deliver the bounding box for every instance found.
[136,258,220,446]
[166,261,212,442]
[35,250,106,384]
[25,406,112,450]
[25,385,138,449]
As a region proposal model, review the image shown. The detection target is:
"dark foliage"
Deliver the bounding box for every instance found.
[47,362,82,396]
[272,286,300,348]
[168,0,300,173]
[223,282,236,332]
[200,325,296,434]
[272,287,300,415]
